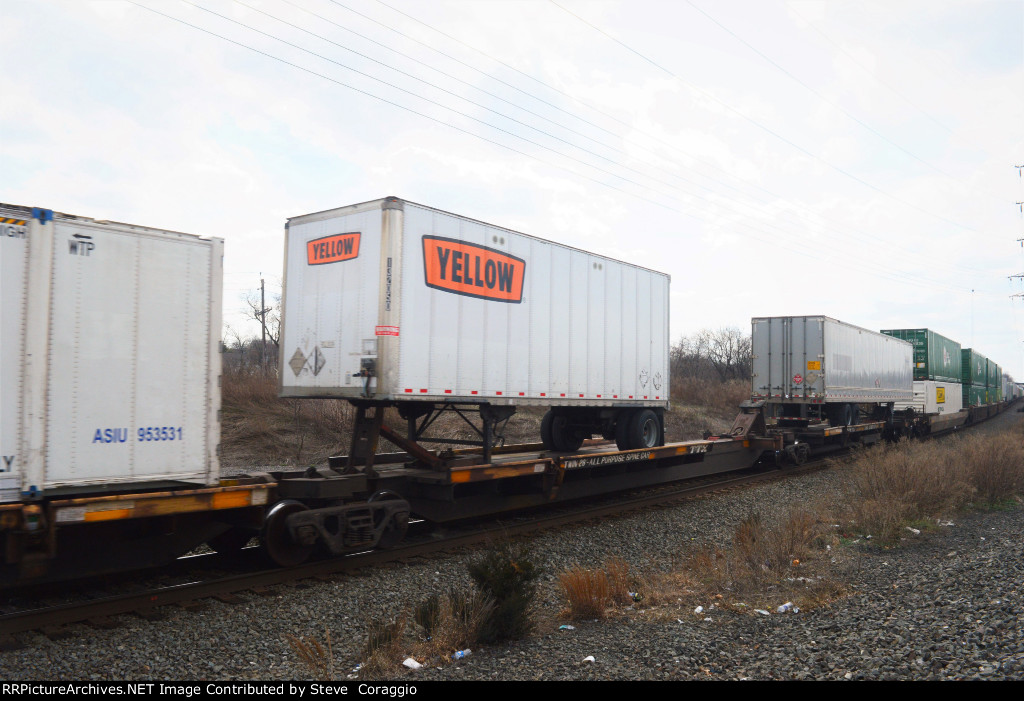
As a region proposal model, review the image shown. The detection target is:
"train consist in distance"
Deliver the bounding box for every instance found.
[0,200,1017,587]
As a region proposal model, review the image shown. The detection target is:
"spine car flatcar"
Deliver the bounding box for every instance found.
[0,203,1016,587]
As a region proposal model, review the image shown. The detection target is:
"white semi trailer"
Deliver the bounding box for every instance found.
[280,197,671,458]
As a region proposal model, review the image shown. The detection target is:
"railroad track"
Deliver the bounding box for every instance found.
[0,460,817,641]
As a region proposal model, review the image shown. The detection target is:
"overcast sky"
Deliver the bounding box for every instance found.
[3,0,1023,378]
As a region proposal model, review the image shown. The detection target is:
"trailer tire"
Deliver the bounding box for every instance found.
[828,403,854,427]
[542,410,584,452]
[541,410,557,451]
[625,409,662,450]
[614,410,634,451]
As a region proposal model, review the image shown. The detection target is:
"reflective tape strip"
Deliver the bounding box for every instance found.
[53,486,270,523]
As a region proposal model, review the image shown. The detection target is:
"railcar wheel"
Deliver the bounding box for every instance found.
[369,490,409,549]
[262,500,314,567]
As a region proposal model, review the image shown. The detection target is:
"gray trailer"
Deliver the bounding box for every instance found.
[751,316,913,426]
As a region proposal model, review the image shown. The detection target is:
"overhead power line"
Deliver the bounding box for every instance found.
[130,1,1001,297]
[546,0,980,234]
[217,0,980,277]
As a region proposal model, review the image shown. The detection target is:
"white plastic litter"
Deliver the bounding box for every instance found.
[906,526,921,535]
[403,658,422,670]
[776,602,799,614]
[694,606,704,614]
[755,609,771,616]
[583,656,596,663]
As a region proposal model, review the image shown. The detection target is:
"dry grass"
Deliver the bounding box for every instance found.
[676,508,833,602]
[418,590,493,661]
[664,378,748,441]
[221,367,356,468]
[559,566,613,620]
[588,504,844,620]
[605,556,633,605]
[841,439,970,543]
[961,431,1024,505]
[838,430,1024,542]
[358,616,408,681]
[286,630,334,681]
[558,557,636,619]
[348,590,495,678]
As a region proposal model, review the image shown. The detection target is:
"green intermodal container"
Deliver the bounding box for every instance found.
[881,329,961,382]
[990,362,1003,400]
[961,349,988,386]
[963,384,987,408]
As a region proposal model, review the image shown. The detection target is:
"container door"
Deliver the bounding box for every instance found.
[0,211,29,500]
[44,221,216,487]
[282,208,383,395]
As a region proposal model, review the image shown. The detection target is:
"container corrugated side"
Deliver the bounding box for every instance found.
[963,384,987,408]
[880,328,961,382]
[961,349,988,386]
[752,316,912,403]
[3,205,222,499]
[281,198,670,407]
[988,362,1001,391]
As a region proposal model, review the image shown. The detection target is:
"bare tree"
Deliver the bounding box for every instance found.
[671,327,751,382]
[242,281,282,372]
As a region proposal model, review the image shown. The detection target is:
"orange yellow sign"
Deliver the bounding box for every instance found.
[307,232,360,265]
[422,236,525,303]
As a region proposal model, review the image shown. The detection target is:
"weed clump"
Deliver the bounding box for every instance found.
[559,567,611,619]
[468,541,539,643]
[558,557,635,619]
[359,616,407,680]
[840,431,1024,542]
[414,588,493,658]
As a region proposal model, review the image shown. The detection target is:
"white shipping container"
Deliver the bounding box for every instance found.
[0,205,222,501]
[751,316,913,404]
[896,381,964,415]
[280,197,670,406]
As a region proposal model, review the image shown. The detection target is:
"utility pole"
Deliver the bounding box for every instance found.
[260,276,267,373]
